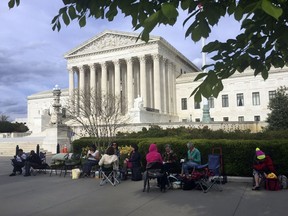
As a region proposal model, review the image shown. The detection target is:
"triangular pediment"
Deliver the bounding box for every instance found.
[65,30,159,57]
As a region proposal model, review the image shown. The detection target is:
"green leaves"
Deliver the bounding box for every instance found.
[62,11,70,26]
[8,0,20,8]
[191,71,224,102]
[261,0,283,20]
[161,3,178,24]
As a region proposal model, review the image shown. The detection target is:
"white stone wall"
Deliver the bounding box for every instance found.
[27,89,69,134]
[176,67,288,122]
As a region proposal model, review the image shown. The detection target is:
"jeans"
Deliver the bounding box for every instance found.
[82,160,98,175]
[182,161,199,175]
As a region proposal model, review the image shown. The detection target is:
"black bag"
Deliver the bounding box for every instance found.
[182,177,196,190]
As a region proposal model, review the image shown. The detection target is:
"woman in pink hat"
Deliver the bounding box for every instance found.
[252,147,276,190]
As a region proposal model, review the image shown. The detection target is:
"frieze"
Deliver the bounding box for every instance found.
[66,41,158,61]
[70,34,143,56]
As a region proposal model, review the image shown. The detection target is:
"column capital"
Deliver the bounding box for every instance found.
[126,57,135,64]
[67,66,74,70]
[78,65,85,73]
[162,57,168,63]
[88,63,96,70]
[113,59,121,66]
[152,54,161,60]
[139,55,147,62]
[100,61,107,67]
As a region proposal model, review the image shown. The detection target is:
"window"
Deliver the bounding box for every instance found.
[195,118,200,122]
[252,92,260,105]
[210,118,214,122]
[238,116,244,122]
[269,90,276,101]
[254,116,260,121]
[194,101,200,109]
[223,117,229,122]
[237,93,244,106]
[181,98,187,110]
[222,94,229,107]
[208,97,214,108]
[182,119,187,122]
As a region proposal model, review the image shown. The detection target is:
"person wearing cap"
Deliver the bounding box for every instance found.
[181,142,201,176]
[252,147,276,190]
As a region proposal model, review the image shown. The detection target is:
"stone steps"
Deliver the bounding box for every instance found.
[0,139,48,156]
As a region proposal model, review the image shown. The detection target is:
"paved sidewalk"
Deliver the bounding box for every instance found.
[1,156,287,216]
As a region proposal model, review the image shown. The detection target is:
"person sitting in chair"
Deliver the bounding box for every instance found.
[82,145,100,177]
[24,150,42,176]
[252,147,276,190]
[9,149,27,176]
[145,143,167,190]
[181,142,201,177]
[162,144,178,174]
[98,146,119,170]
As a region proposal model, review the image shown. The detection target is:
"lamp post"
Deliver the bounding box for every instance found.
[201,32,211,123]
[50,84,62,125]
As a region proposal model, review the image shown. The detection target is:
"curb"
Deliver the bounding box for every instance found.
[227,176,252,183]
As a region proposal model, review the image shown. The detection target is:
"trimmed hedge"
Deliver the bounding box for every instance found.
[72,137,288,177]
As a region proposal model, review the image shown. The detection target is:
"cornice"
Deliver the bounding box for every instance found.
[65,41,158,61]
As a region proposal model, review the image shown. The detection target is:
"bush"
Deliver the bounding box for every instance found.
[72,127,288,177]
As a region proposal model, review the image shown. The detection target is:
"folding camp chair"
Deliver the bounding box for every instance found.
[194,154,223,193]
[31,152,50,175]
[99,162,120,186]
[62,153,81,177]
[143,162,167,192]
[49,153,68,176]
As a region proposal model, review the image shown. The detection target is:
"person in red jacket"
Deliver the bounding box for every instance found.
[252,147,276,190]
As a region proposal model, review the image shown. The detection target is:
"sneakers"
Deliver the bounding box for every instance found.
[9,173,16,176]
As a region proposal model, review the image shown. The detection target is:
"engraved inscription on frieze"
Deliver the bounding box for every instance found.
[72,34,140,55]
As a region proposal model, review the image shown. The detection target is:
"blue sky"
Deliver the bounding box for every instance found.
[0,1,241,121]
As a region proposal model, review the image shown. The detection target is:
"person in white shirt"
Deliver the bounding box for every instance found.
[82,145,100,177]
[99,146,119,170]
[9,149,27,176]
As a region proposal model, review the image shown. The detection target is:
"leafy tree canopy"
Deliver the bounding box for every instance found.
[267,86,288,130]
[0,121,29,133]
[8,0,288,101]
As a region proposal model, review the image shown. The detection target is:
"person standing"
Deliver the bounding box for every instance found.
[124,144,142,181]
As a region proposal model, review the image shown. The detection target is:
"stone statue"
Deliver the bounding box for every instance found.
[133,95,144,110]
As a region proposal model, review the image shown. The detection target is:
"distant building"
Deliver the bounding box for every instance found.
[26,30,288,134]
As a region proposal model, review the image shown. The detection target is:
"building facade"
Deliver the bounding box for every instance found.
[65,30,199,118]
[26,30,288,134]
[176,67,288,122]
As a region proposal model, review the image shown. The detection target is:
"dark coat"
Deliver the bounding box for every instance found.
[128,151,141,168]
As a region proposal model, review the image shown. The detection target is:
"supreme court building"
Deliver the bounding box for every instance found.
[65,30,199,118]
[27,30,288,134]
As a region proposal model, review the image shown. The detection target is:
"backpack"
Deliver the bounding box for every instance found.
[182,177,196,190]
[265,178,281,191]
[278,175,288,189]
